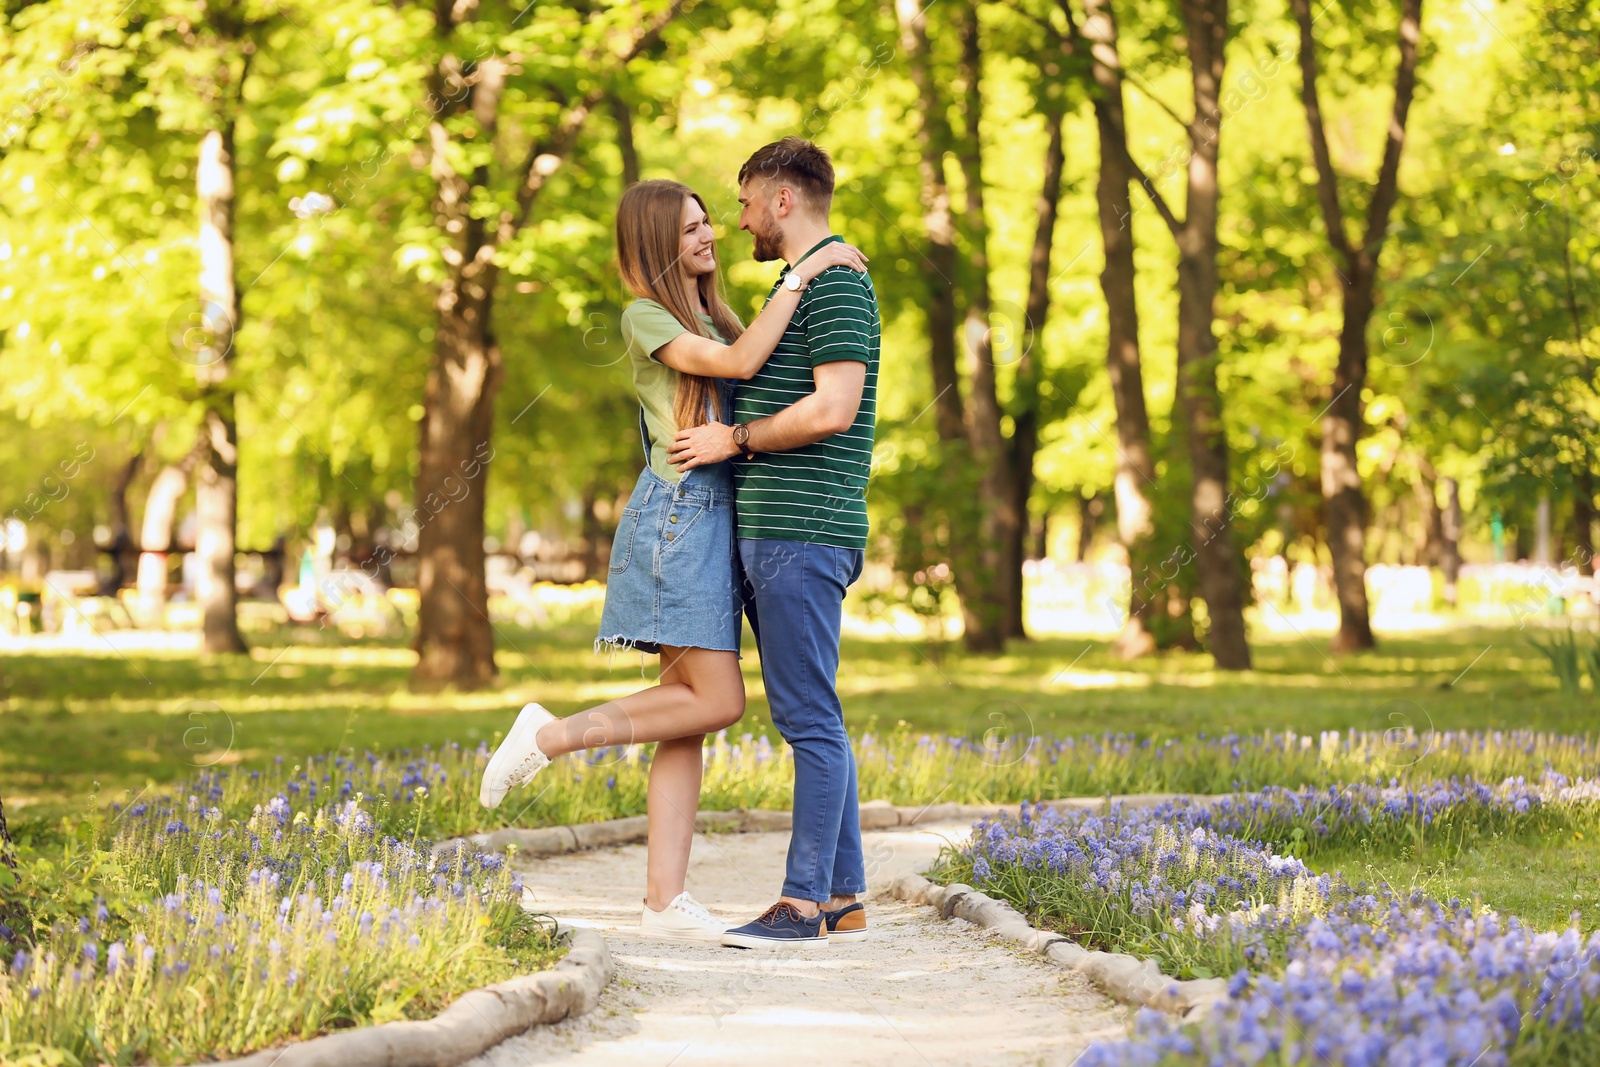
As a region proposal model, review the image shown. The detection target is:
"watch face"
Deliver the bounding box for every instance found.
[784,272,801,291]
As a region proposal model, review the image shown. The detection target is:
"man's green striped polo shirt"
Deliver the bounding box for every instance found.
[732,235,880,550]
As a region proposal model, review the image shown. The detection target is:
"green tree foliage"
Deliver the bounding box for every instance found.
[0,0,1592,663]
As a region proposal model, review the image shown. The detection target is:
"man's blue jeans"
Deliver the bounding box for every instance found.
[737,538,866,902]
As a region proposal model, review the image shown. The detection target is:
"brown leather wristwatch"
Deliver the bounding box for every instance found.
[732,422,754,456]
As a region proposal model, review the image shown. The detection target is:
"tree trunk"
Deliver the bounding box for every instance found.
[1415,470,1443,568]
[1557,131,1595,577]
[1077,494,1102,561]
[1320,274,1377,650]
[1174,0,1251,670]
[409,5,680,689]
[1534,493,1553,565]
[1512,514,1532,562]
[412,319,499,687]
[1080,0,1249,668]
[898,0,1005,651]
[580,481,605,580]
[1292,0,1422,652]
[1440,476,1463,603]
[411,225,501,689]
[1080,0,1160,659]
[608,90,640,188]
[194,124,247,654]
[896,0,966,444]
[1003,107,1067,639]
[136,439,204,622]
[1576,474,1596,577]
[954,5,1011,653]
[101,446,145,595]
[410,40,506,690]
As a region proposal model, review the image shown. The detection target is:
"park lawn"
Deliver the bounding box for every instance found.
[6,615,1596,1062]
[0,618,1590,824]
[1313,831,1600,934]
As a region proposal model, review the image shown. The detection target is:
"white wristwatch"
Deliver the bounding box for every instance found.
[783,270,805,292]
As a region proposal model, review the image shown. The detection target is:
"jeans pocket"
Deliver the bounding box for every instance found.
[609,508,642,574]
[659,501,708,558]
[832,546,863,587]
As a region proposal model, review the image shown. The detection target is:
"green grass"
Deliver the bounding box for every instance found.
[1314,831,1600,933]
[0,616,1588,824]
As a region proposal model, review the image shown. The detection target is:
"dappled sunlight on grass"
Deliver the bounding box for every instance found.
[1142,670,1435,690]
[248,644,417,668]
[1039,669,1151,690]
[0,618,1577,822]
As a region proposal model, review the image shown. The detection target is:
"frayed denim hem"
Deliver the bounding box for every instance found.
[592,634,742,658]
[594,634,660,656]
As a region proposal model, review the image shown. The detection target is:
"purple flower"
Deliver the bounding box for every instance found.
[967,780,1600,1067]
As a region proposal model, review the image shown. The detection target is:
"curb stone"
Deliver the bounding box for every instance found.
[888,873,1229,1021]
[434,792,1221,860]
[200,926,615,1067]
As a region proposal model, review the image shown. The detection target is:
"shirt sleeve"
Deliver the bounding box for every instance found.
[621,300,690,364]
[802,268,876,366]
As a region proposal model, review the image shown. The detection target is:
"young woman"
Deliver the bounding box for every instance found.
[478,179,866,941]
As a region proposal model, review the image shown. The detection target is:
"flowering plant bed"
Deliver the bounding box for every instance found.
[7,728,1599,1065]
[935,781,1600,1065]
[0,765,559,1066]
[152,728,1600,845]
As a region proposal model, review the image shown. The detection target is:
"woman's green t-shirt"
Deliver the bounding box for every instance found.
[619,298,727,483]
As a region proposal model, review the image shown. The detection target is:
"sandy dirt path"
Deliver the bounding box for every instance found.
[466,821,1127,1067]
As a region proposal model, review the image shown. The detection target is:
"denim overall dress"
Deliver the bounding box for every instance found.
[596,385,741,654]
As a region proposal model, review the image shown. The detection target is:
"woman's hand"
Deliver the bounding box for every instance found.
[793,241,868,284]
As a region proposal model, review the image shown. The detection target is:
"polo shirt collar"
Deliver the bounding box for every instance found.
[785,234,843,272]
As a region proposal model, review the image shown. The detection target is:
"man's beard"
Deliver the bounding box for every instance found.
[750,209,784,262]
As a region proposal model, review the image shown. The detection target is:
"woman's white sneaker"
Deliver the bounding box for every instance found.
[640,892,728,942]
[478,703,556,809]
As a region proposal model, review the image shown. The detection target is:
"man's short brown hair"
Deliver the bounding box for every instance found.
[738,137,834,215]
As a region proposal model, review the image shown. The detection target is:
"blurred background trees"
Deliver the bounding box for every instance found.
[1,0,1594,687]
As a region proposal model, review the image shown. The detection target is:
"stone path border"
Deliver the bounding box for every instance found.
[435,792,1213,860]
[204,926,614,1067]
[887,873,1228,1021]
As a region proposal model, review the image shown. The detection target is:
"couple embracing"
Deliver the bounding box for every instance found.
[479,137,878,950]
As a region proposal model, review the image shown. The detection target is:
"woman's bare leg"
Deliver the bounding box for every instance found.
[535,645,744,758]
[644,734,704,910]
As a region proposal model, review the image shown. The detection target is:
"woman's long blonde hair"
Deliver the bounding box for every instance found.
[615,180,745,430]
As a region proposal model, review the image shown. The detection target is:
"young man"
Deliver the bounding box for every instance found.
[669,137,879,948]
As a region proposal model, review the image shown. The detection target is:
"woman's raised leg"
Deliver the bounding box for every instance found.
[535,645,743,758]
[479,645,742,817]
